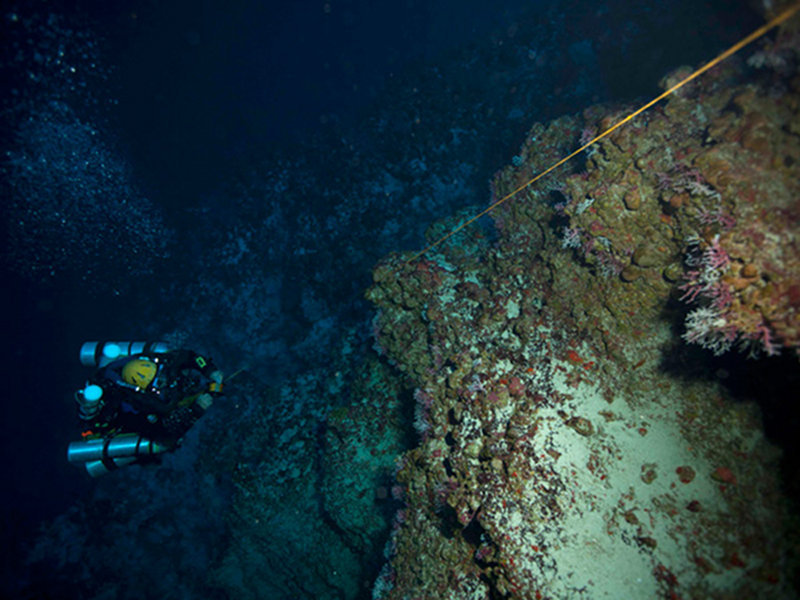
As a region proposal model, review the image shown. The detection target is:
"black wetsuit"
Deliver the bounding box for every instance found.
[84,349,219,447]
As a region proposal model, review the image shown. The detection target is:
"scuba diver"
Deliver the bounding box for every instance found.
[68,341,224,476]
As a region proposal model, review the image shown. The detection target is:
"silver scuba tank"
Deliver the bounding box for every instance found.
[79,341,171,368]
[67,433,170,477]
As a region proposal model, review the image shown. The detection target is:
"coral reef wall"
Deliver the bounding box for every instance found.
[366,17,800,600]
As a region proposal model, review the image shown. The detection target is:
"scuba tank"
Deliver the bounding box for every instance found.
[74,340,172,430]
[71,340,172,476]
[79,341,171,368]
[67,433,170,477]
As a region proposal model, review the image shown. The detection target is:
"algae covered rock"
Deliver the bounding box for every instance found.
[366,23,800,599]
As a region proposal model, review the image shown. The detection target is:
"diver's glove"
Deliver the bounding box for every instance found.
[196,392,214,411]
[207,369,224,395]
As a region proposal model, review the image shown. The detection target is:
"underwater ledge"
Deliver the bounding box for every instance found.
[364,19,800,600]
